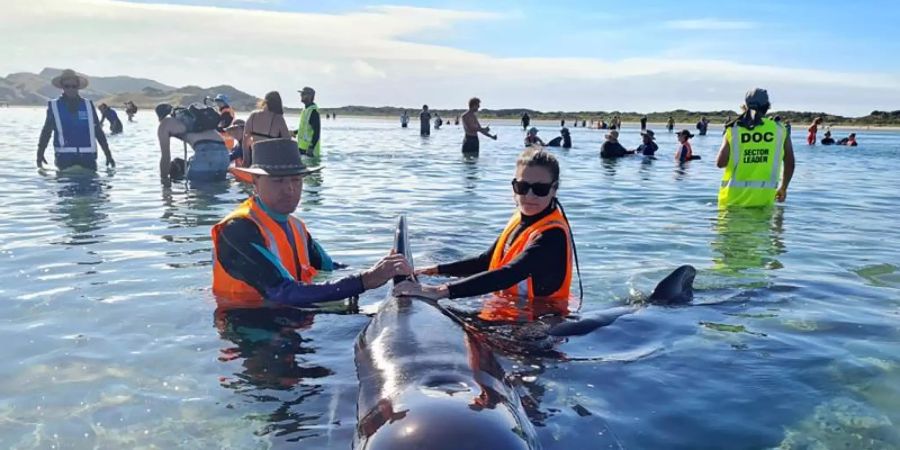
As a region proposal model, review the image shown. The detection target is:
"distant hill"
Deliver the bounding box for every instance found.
[0,68,259,111]
[101,84,260,111]
[2,68,896,126]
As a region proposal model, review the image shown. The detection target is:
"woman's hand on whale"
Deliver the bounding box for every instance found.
[393,280,449,300]
[415,266,440,276]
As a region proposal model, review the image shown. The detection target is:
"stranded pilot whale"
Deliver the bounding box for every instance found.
[353,216,539,450]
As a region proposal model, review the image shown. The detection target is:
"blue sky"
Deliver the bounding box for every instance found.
[124,0,900,72]
[3,0,900,114]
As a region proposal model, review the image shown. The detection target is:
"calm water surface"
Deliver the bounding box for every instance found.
[0,108,898,449]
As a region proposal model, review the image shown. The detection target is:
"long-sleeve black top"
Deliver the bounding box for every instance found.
[215,214,361,307]
[308,108,321,151]
[437,204,567,299]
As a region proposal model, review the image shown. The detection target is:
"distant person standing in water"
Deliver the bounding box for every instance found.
[37,69,114,171]
[521,112,530,130]
[717,88,795,208]
[296,87,321,157]
[696,116,710,136]
[561,118,566,127]
[640,115,648,131]
[401,110,409,128]
[666,116,675,132]
[675,129,700,162]
[124,101,138,122]
[807,117,823,145]
[461,97,497,155]
[420,105,432,136]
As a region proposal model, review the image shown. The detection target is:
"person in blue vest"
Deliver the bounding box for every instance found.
[37,69,115,171]
[98,103,123,135]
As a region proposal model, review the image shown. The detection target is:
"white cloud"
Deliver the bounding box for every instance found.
[1,0,897,115]
[664,19,758,31]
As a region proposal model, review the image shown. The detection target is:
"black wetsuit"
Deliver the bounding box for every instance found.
[546,135,572,148]
[437,204,567,299]
[600,141,632,158]
[637,141,658,156]
[215,208,359,306]
[420,111,431,136]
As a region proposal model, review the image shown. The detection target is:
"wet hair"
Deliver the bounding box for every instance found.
[155,103,173,120]
[516,147,560,183]
[422,104,428,110]
[257,91,283,115]
[468,97,480,109]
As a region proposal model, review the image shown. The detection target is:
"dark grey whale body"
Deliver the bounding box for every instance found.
[353,217,539,450]
[548,265,697,337]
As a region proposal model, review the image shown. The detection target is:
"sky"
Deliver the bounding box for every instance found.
[2,0,900,115]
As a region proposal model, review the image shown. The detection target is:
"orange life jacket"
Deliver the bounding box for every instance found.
[481,208,573,322]
[211,197,317,307]
[676,141,693,160]
[489,209,572,299]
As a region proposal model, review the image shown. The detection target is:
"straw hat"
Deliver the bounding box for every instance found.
[232,138,323,177]
[51,69,89,89]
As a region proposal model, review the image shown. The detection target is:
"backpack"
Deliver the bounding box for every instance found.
[172,104,221,133]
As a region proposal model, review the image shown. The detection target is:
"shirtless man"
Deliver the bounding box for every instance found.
[156,103,230,182]
[461,97,497,155]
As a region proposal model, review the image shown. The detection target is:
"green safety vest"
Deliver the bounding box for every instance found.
[718,118,785,208]
[297,103,320,157]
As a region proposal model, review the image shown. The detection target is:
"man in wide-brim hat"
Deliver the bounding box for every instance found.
[37,69,115,171]
[211,138,411,309]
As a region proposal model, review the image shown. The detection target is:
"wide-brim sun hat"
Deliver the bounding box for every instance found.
[232,138,323,177]
[51,69,89,89]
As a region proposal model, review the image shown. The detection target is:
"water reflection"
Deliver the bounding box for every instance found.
[215,305,334,440]
[462,157,481,192]
[48,170,111,245]
[711,207,786,276]
[160,181,230,230]
[600,158,619,176]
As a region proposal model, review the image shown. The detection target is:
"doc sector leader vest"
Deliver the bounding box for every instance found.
[718,118,785,208]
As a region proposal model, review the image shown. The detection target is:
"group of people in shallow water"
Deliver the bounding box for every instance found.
[806,117,858,146]
[34,71,798,329]
[36,69,324,182]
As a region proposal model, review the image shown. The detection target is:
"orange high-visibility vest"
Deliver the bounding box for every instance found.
[211,197,317,305]
[488,208,572,300]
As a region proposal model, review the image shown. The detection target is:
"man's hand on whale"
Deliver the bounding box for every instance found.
[362,253,413,290]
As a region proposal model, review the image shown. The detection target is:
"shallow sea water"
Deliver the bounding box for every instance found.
[0,108,898,449]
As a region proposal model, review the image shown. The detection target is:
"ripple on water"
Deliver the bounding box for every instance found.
[0,111,899,449]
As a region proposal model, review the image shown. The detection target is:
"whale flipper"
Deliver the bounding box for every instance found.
[548,265,697,337]
[548,306,636,337]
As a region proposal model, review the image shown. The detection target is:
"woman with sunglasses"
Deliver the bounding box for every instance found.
[395,148,576,319]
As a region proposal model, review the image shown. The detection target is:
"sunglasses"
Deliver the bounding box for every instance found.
[511,179,557,197]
